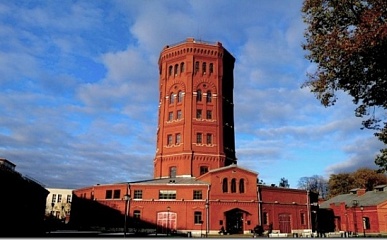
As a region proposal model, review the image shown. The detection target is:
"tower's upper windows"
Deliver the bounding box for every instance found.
[180,62,185,73]
[175,133,181,145]
[170,166,177,178]
[196,133,202,144]
[197,90,202,102]
[177,110,182,119]
[170,93,175,104]
[174,64,178,76]
[206,91,212,103]
[202,62,207,74]
[178,91,183,103]
[168,66,173,76]
[206,110,212,119]
[195,61,199,73]
[209,63,214,74]
[206,133,212,145]
[167,134,173,146]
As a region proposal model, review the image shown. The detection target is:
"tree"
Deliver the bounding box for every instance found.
[301,0,387,171]
[328,167,387,197]
[327,173,355,198]
[297,175,328,199]
[279,177,290,188]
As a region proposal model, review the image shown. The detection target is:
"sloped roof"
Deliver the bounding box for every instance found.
[125,177,210,186]
[320,190,387,208]
[207,164,258,175]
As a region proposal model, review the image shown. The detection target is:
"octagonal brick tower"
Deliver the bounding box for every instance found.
[154,37,236,179]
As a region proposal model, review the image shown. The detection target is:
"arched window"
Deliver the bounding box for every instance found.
[170,93,175,104]
[222,178,228,193]
[180,62,185,73]
[239,179,245,193]
[168,66,173,76]
[178,91,183,103]
[202,62,207,74]
[206,91,212,103]
[231,178,237,193]
[209,63,214,74]
[197,90,202,102]
[195,61,199,73]
[170,166,176,178]
[174,64,178,76]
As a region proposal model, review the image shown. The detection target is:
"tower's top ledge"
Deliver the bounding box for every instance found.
[163,37,222,50]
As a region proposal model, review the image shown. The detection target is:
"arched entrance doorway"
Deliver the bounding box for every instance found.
[225,208,249,234]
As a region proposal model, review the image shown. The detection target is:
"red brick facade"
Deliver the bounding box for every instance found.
[73,38,316,236]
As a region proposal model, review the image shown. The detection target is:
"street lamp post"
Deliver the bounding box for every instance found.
[123,194,130,238]
[167,206,170,236]
[360,206,365,237]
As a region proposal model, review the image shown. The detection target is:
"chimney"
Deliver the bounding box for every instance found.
[357,189,366,196]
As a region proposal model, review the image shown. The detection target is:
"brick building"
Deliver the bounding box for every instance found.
[319,186,387,236]
[73,38,317,236]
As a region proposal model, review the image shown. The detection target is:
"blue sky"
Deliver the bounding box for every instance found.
[0,0,383,189]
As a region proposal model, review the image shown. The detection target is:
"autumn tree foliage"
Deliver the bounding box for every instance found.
[301,0,387,171]
[328,167,387,198]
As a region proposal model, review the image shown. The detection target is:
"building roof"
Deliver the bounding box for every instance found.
[207,164,258,175]
[126,177,210,186]
[320,187,387,208]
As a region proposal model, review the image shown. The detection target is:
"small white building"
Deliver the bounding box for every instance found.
[45,188,73,222]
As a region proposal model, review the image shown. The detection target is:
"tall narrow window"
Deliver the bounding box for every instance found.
[105,190,112,199]
[195,61,199,73]
[239,179,245,193]
[300,212,306,225]
[175,133,181,144]
[202,62,207,74]
[52,194,57,203]
[168,112,173,121]
[222,178,228,193]
[197,90,202,101]
[58,194,62,203]
[178,91,183,103]
[206,110,212,119]
[168,66,173,76]
[174,64,178,76]
[194,211,202,224]
[196,109,202,119]
[206,134,212,144]
[170,166,177,178]
[167,134,173,145]
[206,91,212,103]
[196,133,202,144]
[170,93,175,104]
[209,63,213,74]
[113,189,121,199]
[231,178,237,193]
[180,62,185,73]
[66,195,71,203]
[177,110,182,119]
